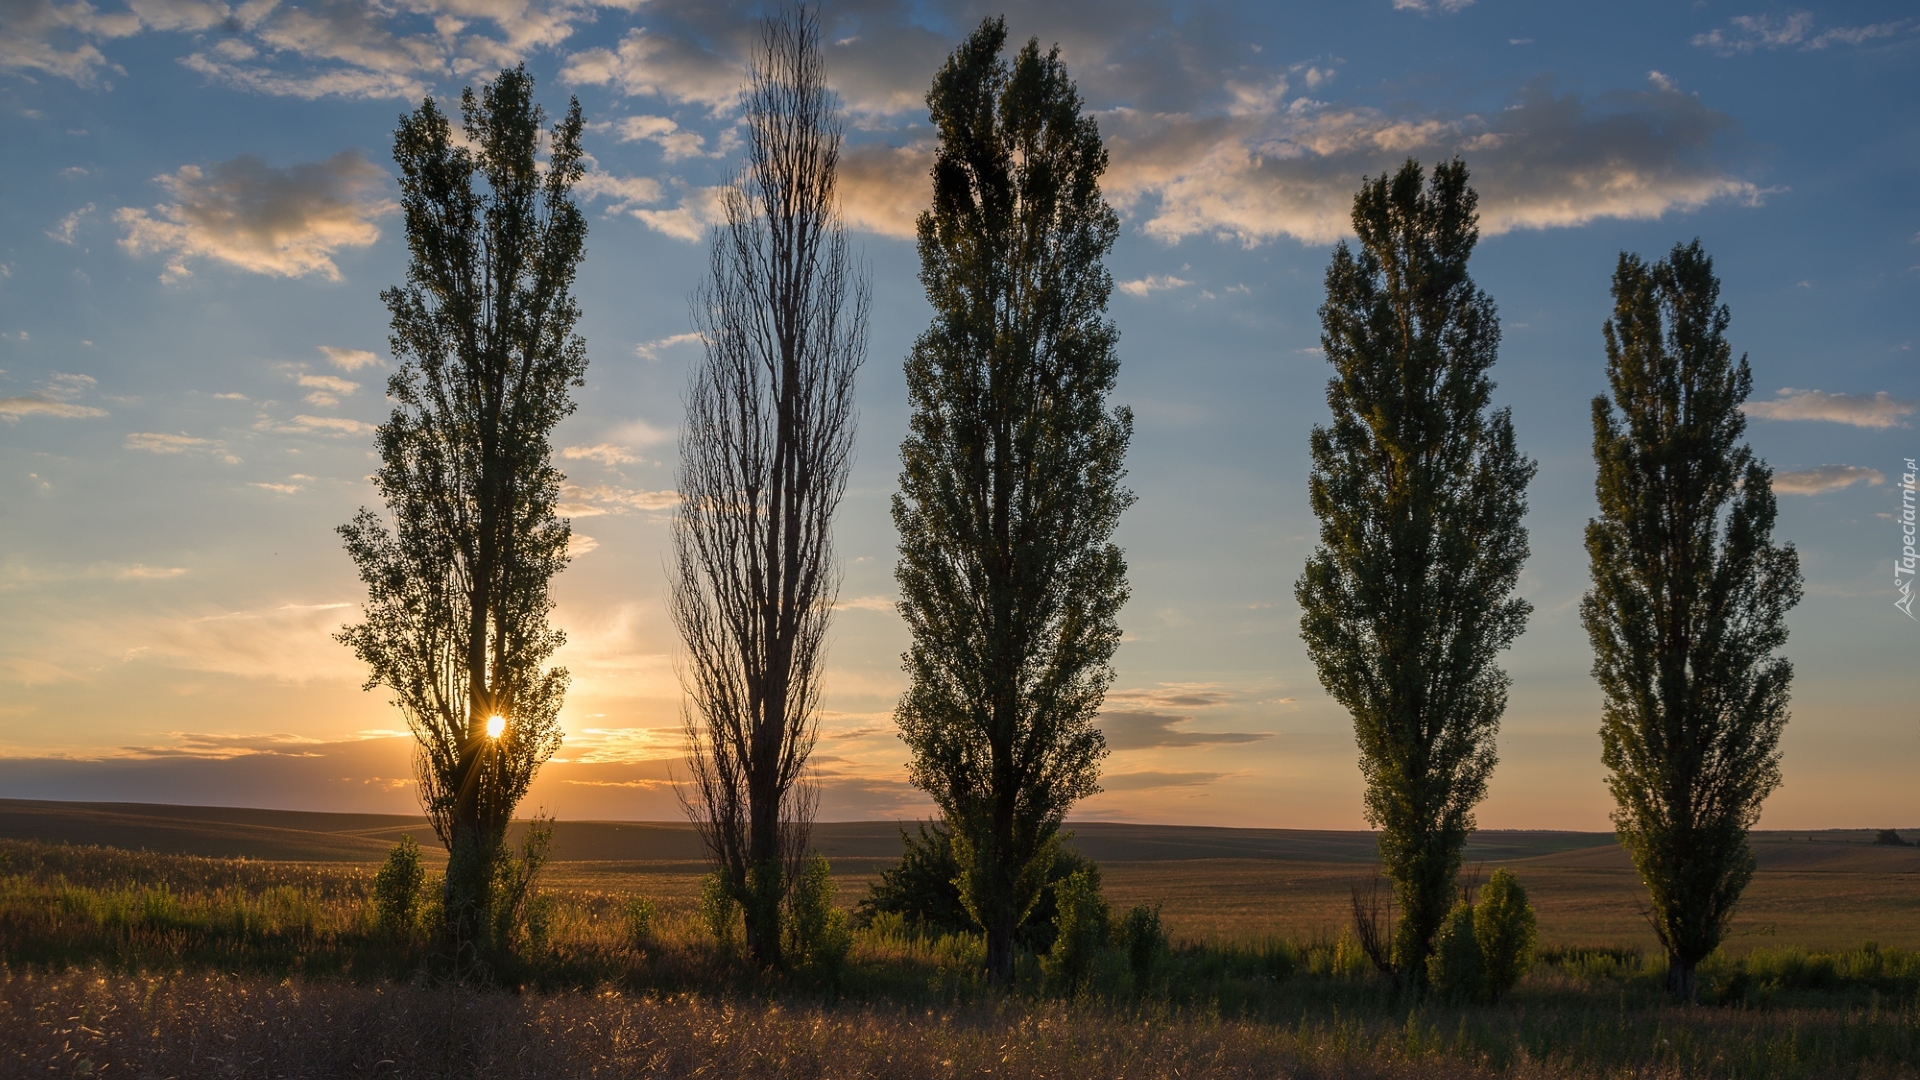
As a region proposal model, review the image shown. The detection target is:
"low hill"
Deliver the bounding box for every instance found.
[1,799,1913,872]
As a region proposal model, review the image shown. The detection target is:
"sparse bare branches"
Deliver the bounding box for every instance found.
[673,3,866,968]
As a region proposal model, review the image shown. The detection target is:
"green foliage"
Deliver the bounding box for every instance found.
[699,872,739,946]
[1583,239,1802,1001]
[786,854,852,978]
[852,822,973,934]
[853,822,1104,955]
[1427,900,1483,1002]
[1296,159,1534,983]
[893,14,1132,986]
[1474,868,1536,1000]
[622,897,655,951]
[1042,868,1109,995]
[336,64,585,956]
[1116,903,1166,990]
[489,818,554,956]
[371,835,426,937]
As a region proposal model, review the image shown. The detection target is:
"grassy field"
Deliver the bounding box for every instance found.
[4,799,1920,1077]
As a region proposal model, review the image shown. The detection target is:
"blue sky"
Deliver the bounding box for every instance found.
[0,0,1915,828]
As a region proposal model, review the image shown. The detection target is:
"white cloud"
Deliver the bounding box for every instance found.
[615,114,709,160]
[833,595,894,612]
[0,372,106,421]
[1774,465,1885,496]
[561,443,640,466]
[1692,12,1815,54]
[1692,13,1913,54]
[627,184,728,242]
[47,203,93,244]
[1393,0,1474,11]
[1105,79,1762,246]
[575,170,665,214]
[0,396,105,420]
[632,333,702,361]
[567,533,599,557]
[117,151,392,281]
[295,371,359,407]
[609,417,674,446]
[123,431,237,467]
[561,27,744,109]
[558,482,679,516]
[839,142,930,239]
[273,414,376,436]
[0,0,140,85]
[251,481,304,494]
[318,345,382,370]
[1745,388,1915,429]
[1118,274,1192,297]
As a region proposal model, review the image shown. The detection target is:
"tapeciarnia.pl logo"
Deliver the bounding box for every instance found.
[1898,458,1917,621]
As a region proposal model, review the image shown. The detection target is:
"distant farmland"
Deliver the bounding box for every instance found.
[6,798,1916,953]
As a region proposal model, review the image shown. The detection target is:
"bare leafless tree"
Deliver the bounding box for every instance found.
[671,3,867,968]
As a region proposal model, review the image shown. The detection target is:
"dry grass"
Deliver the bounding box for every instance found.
[8,838,1920,1077]
[10,964,1920,1080]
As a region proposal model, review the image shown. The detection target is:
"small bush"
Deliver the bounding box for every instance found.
[371,836,425,937]
[1116,903,1165,990]
[1043,867,1109,995]
[1427,900,1482,1001]
[622,897,656,951]
[1474,867,1537,999]
[786,853,851,977]
[699,872,739,946]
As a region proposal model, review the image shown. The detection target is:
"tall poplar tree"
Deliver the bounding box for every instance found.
[338,66,587,958]
[673,4,866,968]
[1584,240,1801,1002]
[893,17,1132,987]
[1297,159,1535,982]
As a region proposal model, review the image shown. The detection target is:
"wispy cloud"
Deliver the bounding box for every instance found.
[1774,465,1884,495]
[1745,388,1915,428]
[125,430,240,463]
[117,151,392,281]
[47,203,93,244]
[1392,0,1474,13]
[0,372,106,421]
[561,443,640,467]
[1100,769,1228,791]
[318,345,381,371]
[1693,12,1914,55]
[633,333,703,361]
[1118,274,1192,297]
[262,414,376,436]
[558,482,680,516]
[833,595,894,613]
[294,372,359,407]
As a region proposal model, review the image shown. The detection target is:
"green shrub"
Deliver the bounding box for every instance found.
[371,836,426,937]
[699,872,739,946]
[1043,868,1109,995]
[853,822,1103,953]
[622,896,656,951]
[786,853,851,977]
[1116,903,1165,990]
[1427,899,1482,1001]
[1474,867,1536,999]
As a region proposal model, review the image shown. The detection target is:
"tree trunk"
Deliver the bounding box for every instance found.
[986,908,1017,986]
[1667,953,1698,1003]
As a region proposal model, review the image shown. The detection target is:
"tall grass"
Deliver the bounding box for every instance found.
[5,839,1920,1077]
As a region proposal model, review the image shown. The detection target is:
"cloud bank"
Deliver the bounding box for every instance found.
[117,151,392,280]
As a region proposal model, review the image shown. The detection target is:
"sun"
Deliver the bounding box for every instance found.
[486,714,505,739]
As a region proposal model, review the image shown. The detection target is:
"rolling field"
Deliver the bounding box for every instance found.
[5,798,1917,953]
[6,798,1920,1077]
